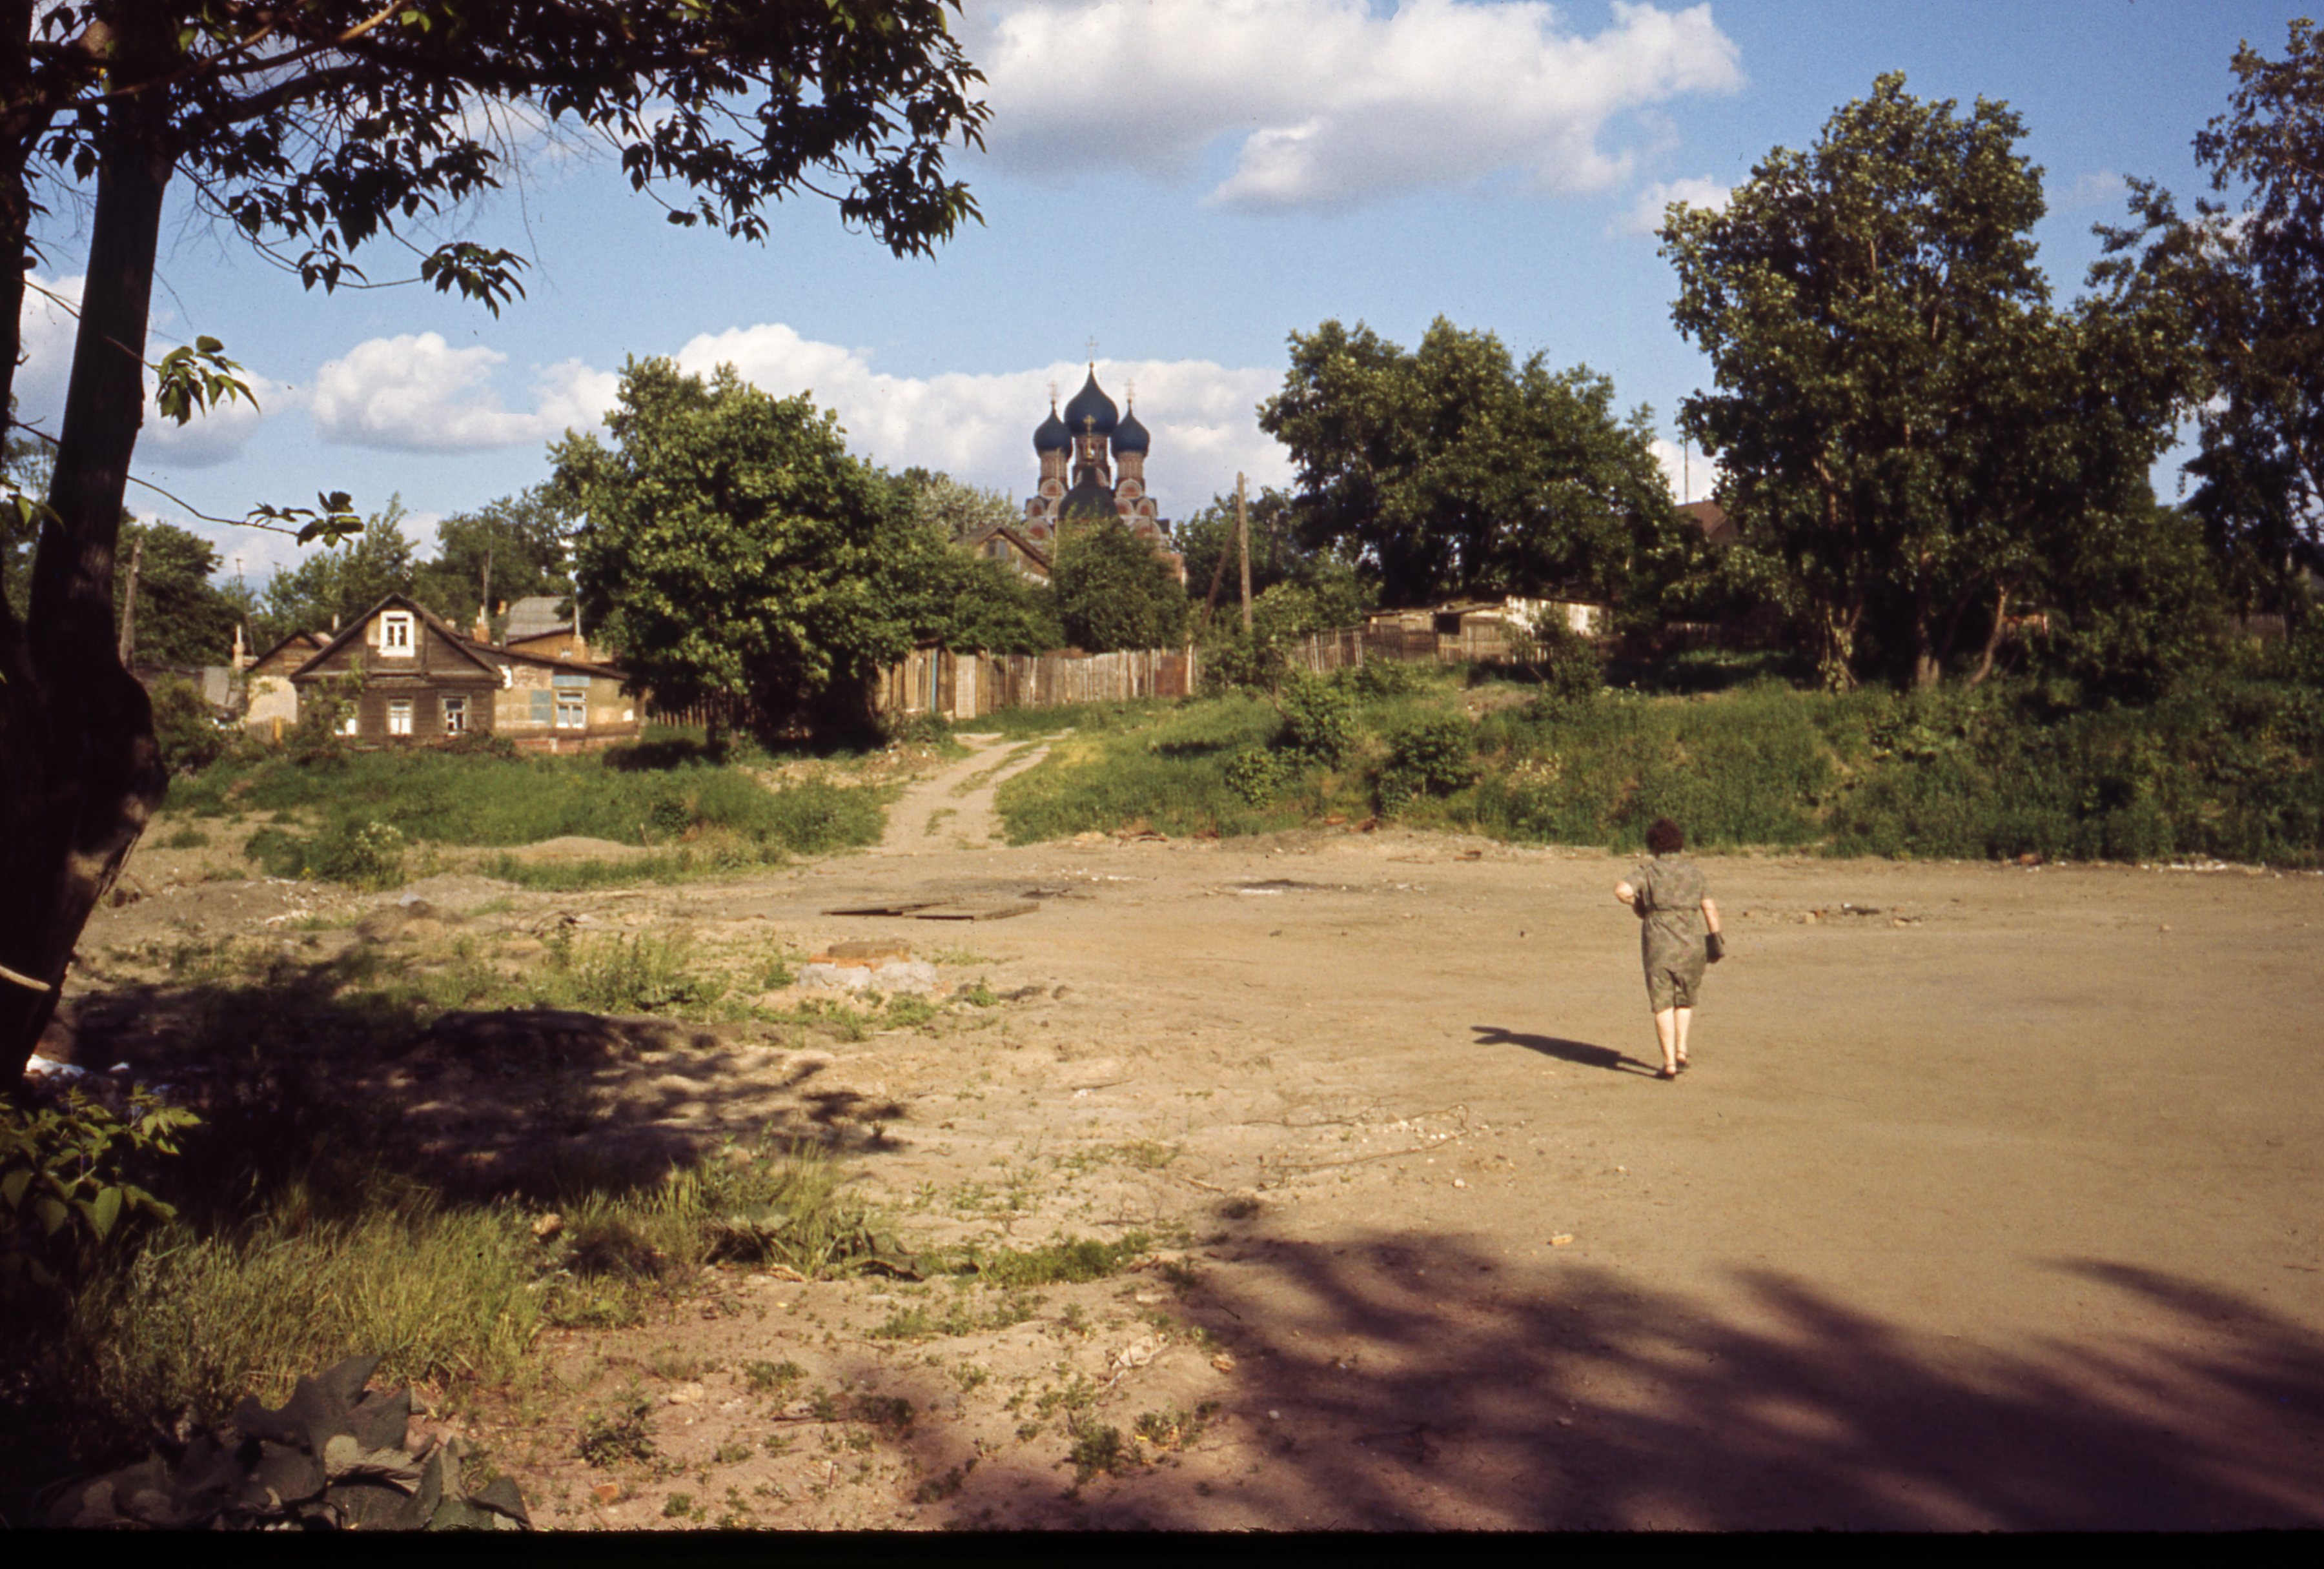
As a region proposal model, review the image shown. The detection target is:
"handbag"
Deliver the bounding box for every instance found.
[1706,931,1726,964]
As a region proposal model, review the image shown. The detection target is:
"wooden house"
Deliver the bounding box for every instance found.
[240,630,328,735]
[961,521,1054,585]
[286,594,640,752]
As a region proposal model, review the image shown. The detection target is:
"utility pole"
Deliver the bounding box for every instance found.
[116,536,143,666]
[1235,472,1253,636]
[480,549,493,641]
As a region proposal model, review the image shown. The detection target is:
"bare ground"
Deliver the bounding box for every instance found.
[52,754,2324,1532]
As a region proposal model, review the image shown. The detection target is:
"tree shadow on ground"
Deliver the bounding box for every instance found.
[984,1229,2324,1530]
[58,953,910,1202]
[1469,1024,1656,1076]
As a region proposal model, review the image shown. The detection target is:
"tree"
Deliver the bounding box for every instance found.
[906,470,1021,542]
[411,485,576,635]
[1050,517,1189,653]
[114,520,239,667]
[930,552,1063,656]
[1664,73,2191,689]
[2097,21,2324,612]
[1258,317,1681,612]
[555,359,948,742]
[0,3,987,1077]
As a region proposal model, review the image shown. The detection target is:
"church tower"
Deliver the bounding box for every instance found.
[1024,364,1170,574]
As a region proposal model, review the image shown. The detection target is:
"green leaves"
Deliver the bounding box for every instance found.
[1259,318,1679,609]
[1,1088,198,1299]
[152,335,256,426]
[1664,72,2192,690]
[555,359,951,740]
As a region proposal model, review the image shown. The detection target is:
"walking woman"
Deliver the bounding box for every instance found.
[1614,817,1722,1080]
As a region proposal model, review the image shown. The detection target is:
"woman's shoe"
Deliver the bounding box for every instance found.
[1676,1055,1689,1072]
[1656,1066,1678,1080]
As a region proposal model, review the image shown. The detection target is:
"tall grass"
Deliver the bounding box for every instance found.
[991,666,2324,865]
[995,696,1298,842]
[178,749,882,856]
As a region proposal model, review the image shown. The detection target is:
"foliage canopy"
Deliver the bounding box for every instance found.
[555,359,948,741]
[1258,316,1684,612]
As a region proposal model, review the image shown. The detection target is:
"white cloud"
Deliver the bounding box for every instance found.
[1651,434,1720,506]
[308,332,617,451]
[1619,174,1729,236]
[15,273,283,470]
[970,0,1742,211]
[671,325,1290,508]
[2059,169,2126,210]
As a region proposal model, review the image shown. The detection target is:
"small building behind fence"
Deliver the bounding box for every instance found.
[1363,598,1607,663]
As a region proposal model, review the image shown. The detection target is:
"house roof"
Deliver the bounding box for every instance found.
[289,593,502,682]
[245,629,327,673]
[476,640,627,681]
[504,594,570,640]
[963,521,1054,574]
[1680,499,1738,547]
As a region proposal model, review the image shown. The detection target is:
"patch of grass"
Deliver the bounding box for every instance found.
[957,1233,1150,1287]
[157,823,210,849]
[742,1359,806,1397]
[189,749,885,887]
[996,697,1294,842]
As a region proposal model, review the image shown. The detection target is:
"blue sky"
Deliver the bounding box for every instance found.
[18,1,2310,583]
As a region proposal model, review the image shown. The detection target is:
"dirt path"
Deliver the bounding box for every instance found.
[872,734,1055,855]
[68,824,2324,1531]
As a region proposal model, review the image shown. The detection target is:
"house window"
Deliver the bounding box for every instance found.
[380,611,415,654]
[556,696,586,730]
[442,696,467,734]
[387,699,413,736]
[338,710,360,737]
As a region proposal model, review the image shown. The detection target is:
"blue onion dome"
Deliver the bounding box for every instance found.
[1112,405,1150,456]
[1063,367,1118,438]
[1059,471,1117,520]
[1034,401,1070,454]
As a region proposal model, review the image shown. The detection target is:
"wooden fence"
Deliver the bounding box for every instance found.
[875,645,1199,720]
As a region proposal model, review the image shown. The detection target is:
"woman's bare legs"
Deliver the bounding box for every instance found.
[1653,1007,1678,1075]
[1674,1006,1693,1068]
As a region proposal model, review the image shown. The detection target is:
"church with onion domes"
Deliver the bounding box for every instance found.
[1019,365,1181,580]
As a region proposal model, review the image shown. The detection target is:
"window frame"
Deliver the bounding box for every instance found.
[442,695,467,734]
[555,696,586,731]
[387,698,414,737]
[379,611,416,654]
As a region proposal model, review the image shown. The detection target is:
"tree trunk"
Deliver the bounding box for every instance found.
[0,84,174,1081]
[1966,582,2011,688]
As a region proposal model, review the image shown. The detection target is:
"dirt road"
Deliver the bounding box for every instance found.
[73,763,2324,1530]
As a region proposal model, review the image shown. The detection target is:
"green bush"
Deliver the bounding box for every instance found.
[1376,714,1476,811]
[1276,670,1356,765]
[1,1091,197,1297]
[150,677,231,776]
[1347,658,1424,698]
[1225,745,1296,804]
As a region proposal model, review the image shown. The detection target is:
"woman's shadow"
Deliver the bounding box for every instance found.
[1470,1024,1660,1077]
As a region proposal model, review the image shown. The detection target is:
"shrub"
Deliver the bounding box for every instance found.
[1507,616,1605,705]
[1,1091,197,1297]
[312,820,408,890]
[1224,745,1296,804]
[1276,671,1355,765]
[149,677,231,776]
[1377,714,1475,811]
[1348,658,1423,698]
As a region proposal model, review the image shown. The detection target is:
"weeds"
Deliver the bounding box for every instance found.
[959,1233,1151,1287]
[580,1391,657,1467]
